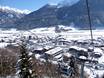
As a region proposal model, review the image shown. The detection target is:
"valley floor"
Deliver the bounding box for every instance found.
[0,28,104,78]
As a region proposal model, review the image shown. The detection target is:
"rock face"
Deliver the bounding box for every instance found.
[1,0,104,30]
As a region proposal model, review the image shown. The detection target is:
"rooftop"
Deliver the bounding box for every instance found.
[45,47,63,55]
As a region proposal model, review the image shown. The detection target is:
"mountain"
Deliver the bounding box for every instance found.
[2,0,104,29]
[0,6,30,29]
[63,0,104,29]
[58,0,104,29]
[14,4,59,29]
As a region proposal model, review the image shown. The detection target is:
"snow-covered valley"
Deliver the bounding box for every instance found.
[0,27,104,78]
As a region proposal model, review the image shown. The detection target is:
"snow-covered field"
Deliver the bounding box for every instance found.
[31,28,104,40]
[0,27,104,47]
[0,27,104,40]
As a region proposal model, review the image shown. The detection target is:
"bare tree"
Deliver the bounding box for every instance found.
[0,48,17,77]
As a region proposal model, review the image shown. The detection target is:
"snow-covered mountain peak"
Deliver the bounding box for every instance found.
[0,6,31,14]
[48,3,57,6]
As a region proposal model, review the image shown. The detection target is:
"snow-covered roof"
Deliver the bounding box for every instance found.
[35,54,41,59]
[44,45,53,50]
[45,47,63,55]
[98,54,104,63]
[54,54,62,59]
[28,52,33,56]
[70,46,87,52]
[79,56,87,60]
[94,48,103,53]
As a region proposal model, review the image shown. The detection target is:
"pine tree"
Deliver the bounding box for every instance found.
[17,42,34,78]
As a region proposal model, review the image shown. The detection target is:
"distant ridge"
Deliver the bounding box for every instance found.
[0,6,27,28]
[0,6,31,14]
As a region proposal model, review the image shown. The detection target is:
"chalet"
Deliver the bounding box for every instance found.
[55,38,70,46]
[45,47,63,60]
[69,46,88,58]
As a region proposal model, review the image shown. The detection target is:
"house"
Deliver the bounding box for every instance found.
[45,47,63,60]
[69,46,88,58]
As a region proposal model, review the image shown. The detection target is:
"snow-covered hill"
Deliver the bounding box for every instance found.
[0,6,31,14]
[0,6,31,28]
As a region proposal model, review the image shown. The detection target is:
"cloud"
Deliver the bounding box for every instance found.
[0,6,31,14]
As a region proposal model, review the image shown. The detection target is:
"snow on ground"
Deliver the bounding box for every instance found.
[35,54,41,59]
[30,27,56,33]
[30,27,104,40]
[94,48,104,63]
[0,28,104,77]
[85,66,104,78]
[0,43,9,48]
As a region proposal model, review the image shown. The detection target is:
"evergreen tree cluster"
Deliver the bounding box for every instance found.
[17,43,34,78]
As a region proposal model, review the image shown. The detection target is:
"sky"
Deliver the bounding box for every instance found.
[0,0,79,11]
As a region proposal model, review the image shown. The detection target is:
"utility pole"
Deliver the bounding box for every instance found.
[80,62,85,78]
[85,0,94,51]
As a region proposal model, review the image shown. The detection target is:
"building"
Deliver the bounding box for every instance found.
[45,47,63,60]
